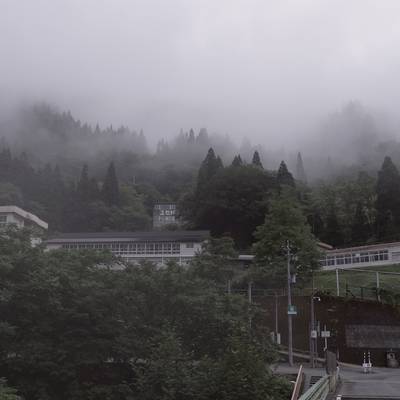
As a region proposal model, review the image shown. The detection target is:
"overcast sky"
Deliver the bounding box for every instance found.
[1,0,400,146]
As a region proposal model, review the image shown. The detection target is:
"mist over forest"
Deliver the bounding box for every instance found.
[4,2,400,398]
[1,99,400,252]
[1,100,399,181]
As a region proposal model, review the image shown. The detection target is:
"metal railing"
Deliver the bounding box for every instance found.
[298,375,330,400]
[291,365,304,400]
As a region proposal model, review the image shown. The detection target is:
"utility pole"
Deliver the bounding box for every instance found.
[275,292,279,344]
[287,241,294,366]
[310,291,316,368]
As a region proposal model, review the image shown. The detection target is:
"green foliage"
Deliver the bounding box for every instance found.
[0,378,21,400]
[276,161,295,188]
[190,236,238,285]
[191,164,275,248]
[251,151,263,169]
[351,201,371,244]
[102,162,120,206]
[323,206,343,246]
[231,155,243,167]
[253,189,320,287]
[196,148,223,194]
[376,156,400,240]
[0,230,288,400]
[310,171,376,245]
[214,333,291,400]
[0,184,23,207]
[295,152,307,183]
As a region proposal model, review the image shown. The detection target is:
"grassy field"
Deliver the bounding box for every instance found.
[313,265,400,300]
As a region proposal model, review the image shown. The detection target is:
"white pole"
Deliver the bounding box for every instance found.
[336,268,340,297]
[376,271,380,302]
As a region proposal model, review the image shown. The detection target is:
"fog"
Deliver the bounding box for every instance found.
[2,0,400,150]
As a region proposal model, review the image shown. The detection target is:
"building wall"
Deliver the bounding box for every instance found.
[153,203,178,228]
[0,212,25,228]
[321,244,400,270]
[46,239,202,266]
[179,242,202,256]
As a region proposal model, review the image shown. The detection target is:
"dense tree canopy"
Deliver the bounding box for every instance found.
[253,190,321,287]
[0,228,291,400]
[2,104,400,251]
[376,156,400,240]
[188,163,275,249]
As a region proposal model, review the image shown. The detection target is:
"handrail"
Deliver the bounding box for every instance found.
[291,365,303,400]
[298,375,330,400]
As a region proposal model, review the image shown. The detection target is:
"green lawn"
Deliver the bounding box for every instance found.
[313,265,400,300]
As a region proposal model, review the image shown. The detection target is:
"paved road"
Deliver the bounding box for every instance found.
[274,363,400,399]
[338,365,400,399]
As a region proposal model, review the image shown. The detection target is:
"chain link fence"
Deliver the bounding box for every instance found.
[313,268,400,303]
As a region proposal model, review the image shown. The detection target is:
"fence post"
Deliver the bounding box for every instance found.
[376,271,381,302]
[248,281,252,304]
[336,268,340,297]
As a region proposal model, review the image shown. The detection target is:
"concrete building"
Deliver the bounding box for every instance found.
[153,203,178,228]
[320,241,400,270]
[46,230,209,265]
[0,205,48,232]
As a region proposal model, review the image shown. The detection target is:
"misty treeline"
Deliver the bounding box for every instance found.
[2,102,400,247]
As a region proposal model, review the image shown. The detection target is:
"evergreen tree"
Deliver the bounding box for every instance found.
[323,206,343,246]
[88,177,100,200]
[351,202,370,244]
[196,148,223,193]
[188,128,195,144]
[77,164,90,202]
[253,189,320,287]
[231,155,243,167]
[251,151,263,168]
[196,128,209,146]
[102,161,120,206]
[276,161,295,187]
[296,152,307,183]
[376,156,400,239]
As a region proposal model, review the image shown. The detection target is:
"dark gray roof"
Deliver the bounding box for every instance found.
[46,230,209,244]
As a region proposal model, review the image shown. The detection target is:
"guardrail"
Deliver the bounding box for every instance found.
[298,375,330,400]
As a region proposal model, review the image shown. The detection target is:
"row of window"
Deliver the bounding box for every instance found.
[154,204,176,210]
[62,241,186,255]
[320,250,389,267]
[122,256,193,264]
[157,216,175,222]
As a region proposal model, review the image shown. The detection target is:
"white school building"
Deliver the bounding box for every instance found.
[0,205,48,231]
[320,242,400,270]
[46,230,209,265]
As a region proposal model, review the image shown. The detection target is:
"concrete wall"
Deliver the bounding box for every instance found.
[256,294,400,367]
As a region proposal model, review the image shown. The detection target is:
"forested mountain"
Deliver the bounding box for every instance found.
[2,102,400,249]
